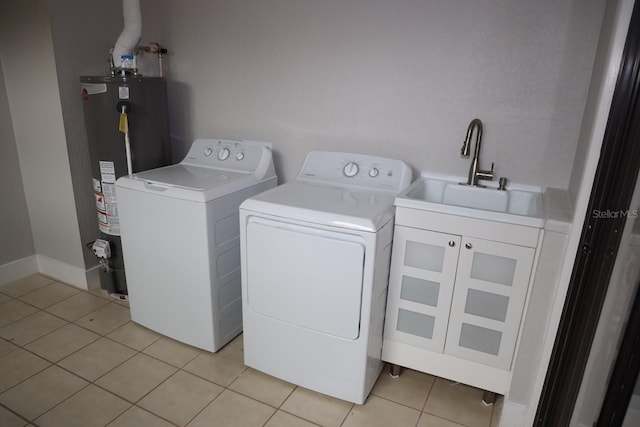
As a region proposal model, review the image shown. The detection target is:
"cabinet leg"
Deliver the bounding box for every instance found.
[389,364,402,378]
[482,391,496,406]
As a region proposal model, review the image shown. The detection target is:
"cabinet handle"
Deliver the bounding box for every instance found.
[465,242,472,249]
[448,241,456,247]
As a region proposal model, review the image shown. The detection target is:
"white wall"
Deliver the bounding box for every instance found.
[507,229,569,403]
[0,1,85,281]
[161,0,605,186]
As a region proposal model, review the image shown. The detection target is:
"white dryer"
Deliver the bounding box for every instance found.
[116,139,277,352]
[239,151,411,404]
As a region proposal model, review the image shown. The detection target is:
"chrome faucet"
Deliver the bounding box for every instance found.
[460,118,494,187]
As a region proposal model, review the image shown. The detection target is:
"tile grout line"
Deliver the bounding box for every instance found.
[3,276,498,427]
[0,285,155,425]
[0,281,178,425]
[0,336,138,424]
[0,401,30,425]
[4,319,479,427]
[32,338,179,426]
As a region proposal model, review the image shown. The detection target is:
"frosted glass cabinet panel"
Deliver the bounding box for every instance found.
[404,241,445,272]
[459,323,503,356]
[464,289,509,322]
[384,226,460,352]
[444,237,535,369]
[400,276,440,307]
[397,309,436,339]
[470,253,517,286]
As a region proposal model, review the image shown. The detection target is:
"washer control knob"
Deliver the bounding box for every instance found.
[217,147,230,160]
[204,147,213,157]
[368,168,379,178]
[235,152,245,161]
[343,162,359,177]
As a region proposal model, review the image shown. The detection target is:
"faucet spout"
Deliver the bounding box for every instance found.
[461,118,482,157]
[460,118,494,187]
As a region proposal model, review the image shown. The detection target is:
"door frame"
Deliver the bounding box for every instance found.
[535,0,640,424]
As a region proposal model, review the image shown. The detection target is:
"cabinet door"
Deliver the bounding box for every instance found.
[384,226,461,352]
[444,237,535,370]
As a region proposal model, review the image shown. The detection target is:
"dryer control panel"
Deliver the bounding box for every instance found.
[298,151,412,194]
[181,139,274,180]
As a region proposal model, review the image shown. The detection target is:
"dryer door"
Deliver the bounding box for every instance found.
[246,217,366,340]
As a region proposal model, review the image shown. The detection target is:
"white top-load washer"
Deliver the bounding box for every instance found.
[116,139,277,352]
[239,151,411,404]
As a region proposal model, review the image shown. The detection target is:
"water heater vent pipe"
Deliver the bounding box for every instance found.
[112,0,142,67]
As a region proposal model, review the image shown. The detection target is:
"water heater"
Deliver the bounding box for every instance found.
[81,75,171,297]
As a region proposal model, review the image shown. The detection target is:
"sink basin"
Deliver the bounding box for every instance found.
[442,184,509,212]
[397,174,545,228]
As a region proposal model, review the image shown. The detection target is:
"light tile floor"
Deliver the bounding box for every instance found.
[0,274,502,427]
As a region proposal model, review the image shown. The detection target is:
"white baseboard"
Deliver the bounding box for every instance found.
[35,255,99,290]
[0,255,38,285]
[500,400,527,427]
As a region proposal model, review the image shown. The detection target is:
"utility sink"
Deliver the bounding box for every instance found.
[396,174,545,228]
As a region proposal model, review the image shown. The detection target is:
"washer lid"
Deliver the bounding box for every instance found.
[131,164,248,190]
[115,164,261,202]
[240,181,397,232]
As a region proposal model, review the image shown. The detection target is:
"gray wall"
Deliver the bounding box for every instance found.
[46,0,125,267]
[568,0,626,209]
[0,0,608,275]
[0,0,173,283]
[0,0,621,418]
[162,0,606,186]
[0,1,84,269]
[0,60,35,265]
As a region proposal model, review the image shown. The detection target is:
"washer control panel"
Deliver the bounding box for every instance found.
[182,139,273,177]
[299,151,412,193]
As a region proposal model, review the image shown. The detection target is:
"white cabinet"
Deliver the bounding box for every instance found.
[384,227,459,354]
[445,236,535,369]
[382,207,541,392]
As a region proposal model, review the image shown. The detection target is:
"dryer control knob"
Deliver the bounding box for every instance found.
[235,152,245,161]
[368,168,379,178]
[204,147,213,156]
[343,162,359,177]
[217,147,231,160]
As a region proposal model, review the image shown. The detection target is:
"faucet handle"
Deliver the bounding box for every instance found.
[498,177,508,191]
[476,162,495,181]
